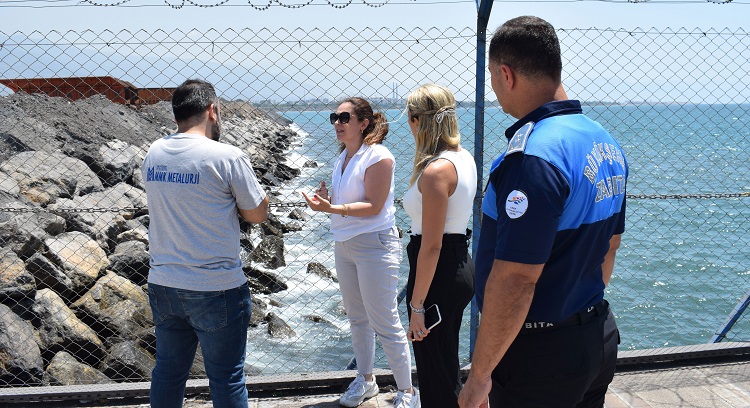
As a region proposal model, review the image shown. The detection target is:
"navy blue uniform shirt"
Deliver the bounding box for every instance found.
[475,100,628,323]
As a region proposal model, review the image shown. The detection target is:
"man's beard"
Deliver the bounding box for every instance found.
[211,118,221,141]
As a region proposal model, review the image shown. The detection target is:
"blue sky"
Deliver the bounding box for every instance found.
[1,0,747,104]
[0,0,747,33]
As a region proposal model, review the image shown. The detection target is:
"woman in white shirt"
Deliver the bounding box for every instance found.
[402,84,477,408]
[302,97,419,408]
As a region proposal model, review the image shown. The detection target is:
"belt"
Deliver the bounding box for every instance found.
[519,300,609,334]
[409,228,472,242]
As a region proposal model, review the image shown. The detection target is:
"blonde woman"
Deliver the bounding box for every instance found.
[302,97,419,408]
[402,84,477,408]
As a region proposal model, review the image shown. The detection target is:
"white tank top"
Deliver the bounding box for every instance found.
[402,147,478,235]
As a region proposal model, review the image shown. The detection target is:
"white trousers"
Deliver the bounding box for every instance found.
[335,227,412,390]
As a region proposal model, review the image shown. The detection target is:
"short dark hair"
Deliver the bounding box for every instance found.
[488,16,562,82]
[171,79,218,122]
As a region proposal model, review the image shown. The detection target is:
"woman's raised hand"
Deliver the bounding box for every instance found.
[301,180,332,213]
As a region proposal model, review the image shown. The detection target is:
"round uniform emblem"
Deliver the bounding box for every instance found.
[505,190,528,219]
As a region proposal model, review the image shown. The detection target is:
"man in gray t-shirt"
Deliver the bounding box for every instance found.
[142,79,268,408]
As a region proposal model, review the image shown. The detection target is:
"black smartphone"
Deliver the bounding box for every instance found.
[425,304,442,330]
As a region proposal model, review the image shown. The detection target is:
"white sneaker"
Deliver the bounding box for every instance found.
[393,387,420,408]
[339,374,379,407]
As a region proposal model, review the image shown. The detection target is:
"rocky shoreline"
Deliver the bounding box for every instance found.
[0,92,330,387]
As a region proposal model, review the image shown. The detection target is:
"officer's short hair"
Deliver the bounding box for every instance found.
[489,16,562,82]
[172,79,219,123]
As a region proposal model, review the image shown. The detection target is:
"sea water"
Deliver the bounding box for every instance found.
[245,104,750,374]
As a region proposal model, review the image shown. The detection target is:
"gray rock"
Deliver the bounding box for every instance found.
[307,262,338,283]
[268,298,285,308]
[0,193,65,259]
[116,225,148,245]
[287,208,310,222]
[32,289,105,367]
[265,312,296,339]
[98,139,143,188]
[259,212,285,238]
[134,326,156,356]
[0,247,35,303]
[0,151,103,205]
[303,314,333,325]
[0,303,44,385]
[44,232,107,295]
[25,253,76,302]
[45,351,113,386]
[101,341,155,382]
[49,183,146,250]
[249,236,286,269]
[281,220,303,233]
[0,171,20,196]
[244,267,288,294]
[250,296,267,327]
[190,345,207,377]
[113,240,147,255]
[0,113,57,160]
[244,363,262,377]
[108,245,150,286]
[71,272,152,342]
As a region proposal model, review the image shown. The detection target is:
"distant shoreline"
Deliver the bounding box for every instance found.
[254,100,743,114]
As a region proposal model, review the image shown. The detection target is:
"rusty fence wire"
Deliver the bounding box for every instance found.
[0,26,748,388]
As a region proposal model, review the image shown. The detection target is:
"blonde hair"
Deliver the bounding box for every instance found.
[406,84,460,185]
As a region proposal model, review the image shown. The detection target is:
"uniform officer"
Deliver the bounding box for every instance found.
[459,16,628,408]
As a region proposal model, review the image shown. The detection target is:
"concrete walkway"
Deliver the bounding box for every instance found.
[259,361,750,407]
[5,344,750,408]
[18,360,750,408]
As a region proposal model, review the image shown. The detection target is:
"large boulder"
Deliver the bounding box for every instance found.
[0,247,36,304]
[265,312,296,339]
[71,272,152,342]
[249,296,267,327]
[45,351,113,386]
[25,252,77,303]
[49,183,147,250]
[98,139,145,188]
[31,288,105,367]
[0,151,103,205]
[244,267,288,294]
[0,303,44,385]
[108,240,150,286]
[0,171,20,196]
[249,236,286,269]
[44,232,108,297]
[307,262,338,283]
[101,341,155,382]
[0,192,65,259]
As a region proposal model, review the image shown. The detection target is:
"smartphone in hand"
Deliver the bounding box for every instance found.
[425,304,442,330]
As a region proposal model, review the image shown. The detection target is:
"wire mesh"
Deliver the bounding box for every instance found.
[0,26,748,389]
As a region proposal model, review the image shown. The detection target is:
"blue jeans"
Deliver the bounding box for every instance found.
[148,283,252,408]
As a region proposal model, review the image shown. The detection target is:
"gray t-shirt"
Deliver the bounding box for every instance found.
[142,133,266,291]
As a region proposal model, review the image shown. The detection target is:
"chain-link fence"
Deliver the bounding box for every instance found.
[0,26,748,388]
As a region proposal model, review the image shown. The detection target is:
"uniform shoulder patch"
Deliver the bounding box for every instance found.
[506,121,535,156]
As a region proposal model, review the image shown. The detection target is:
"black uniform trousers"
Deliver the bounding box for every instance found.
[488,300,620,408]
[406,232,474,408]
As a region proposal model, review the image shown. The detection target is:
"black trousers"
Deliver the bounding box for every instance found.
[406,233,474,408]
[488,302,620,408]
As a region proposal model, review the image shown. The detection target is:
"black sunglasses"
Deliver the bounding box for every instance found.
[330,112,352,125]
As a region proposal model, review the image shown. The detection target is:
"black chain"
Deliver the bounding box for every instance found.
[0,193,745,214]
